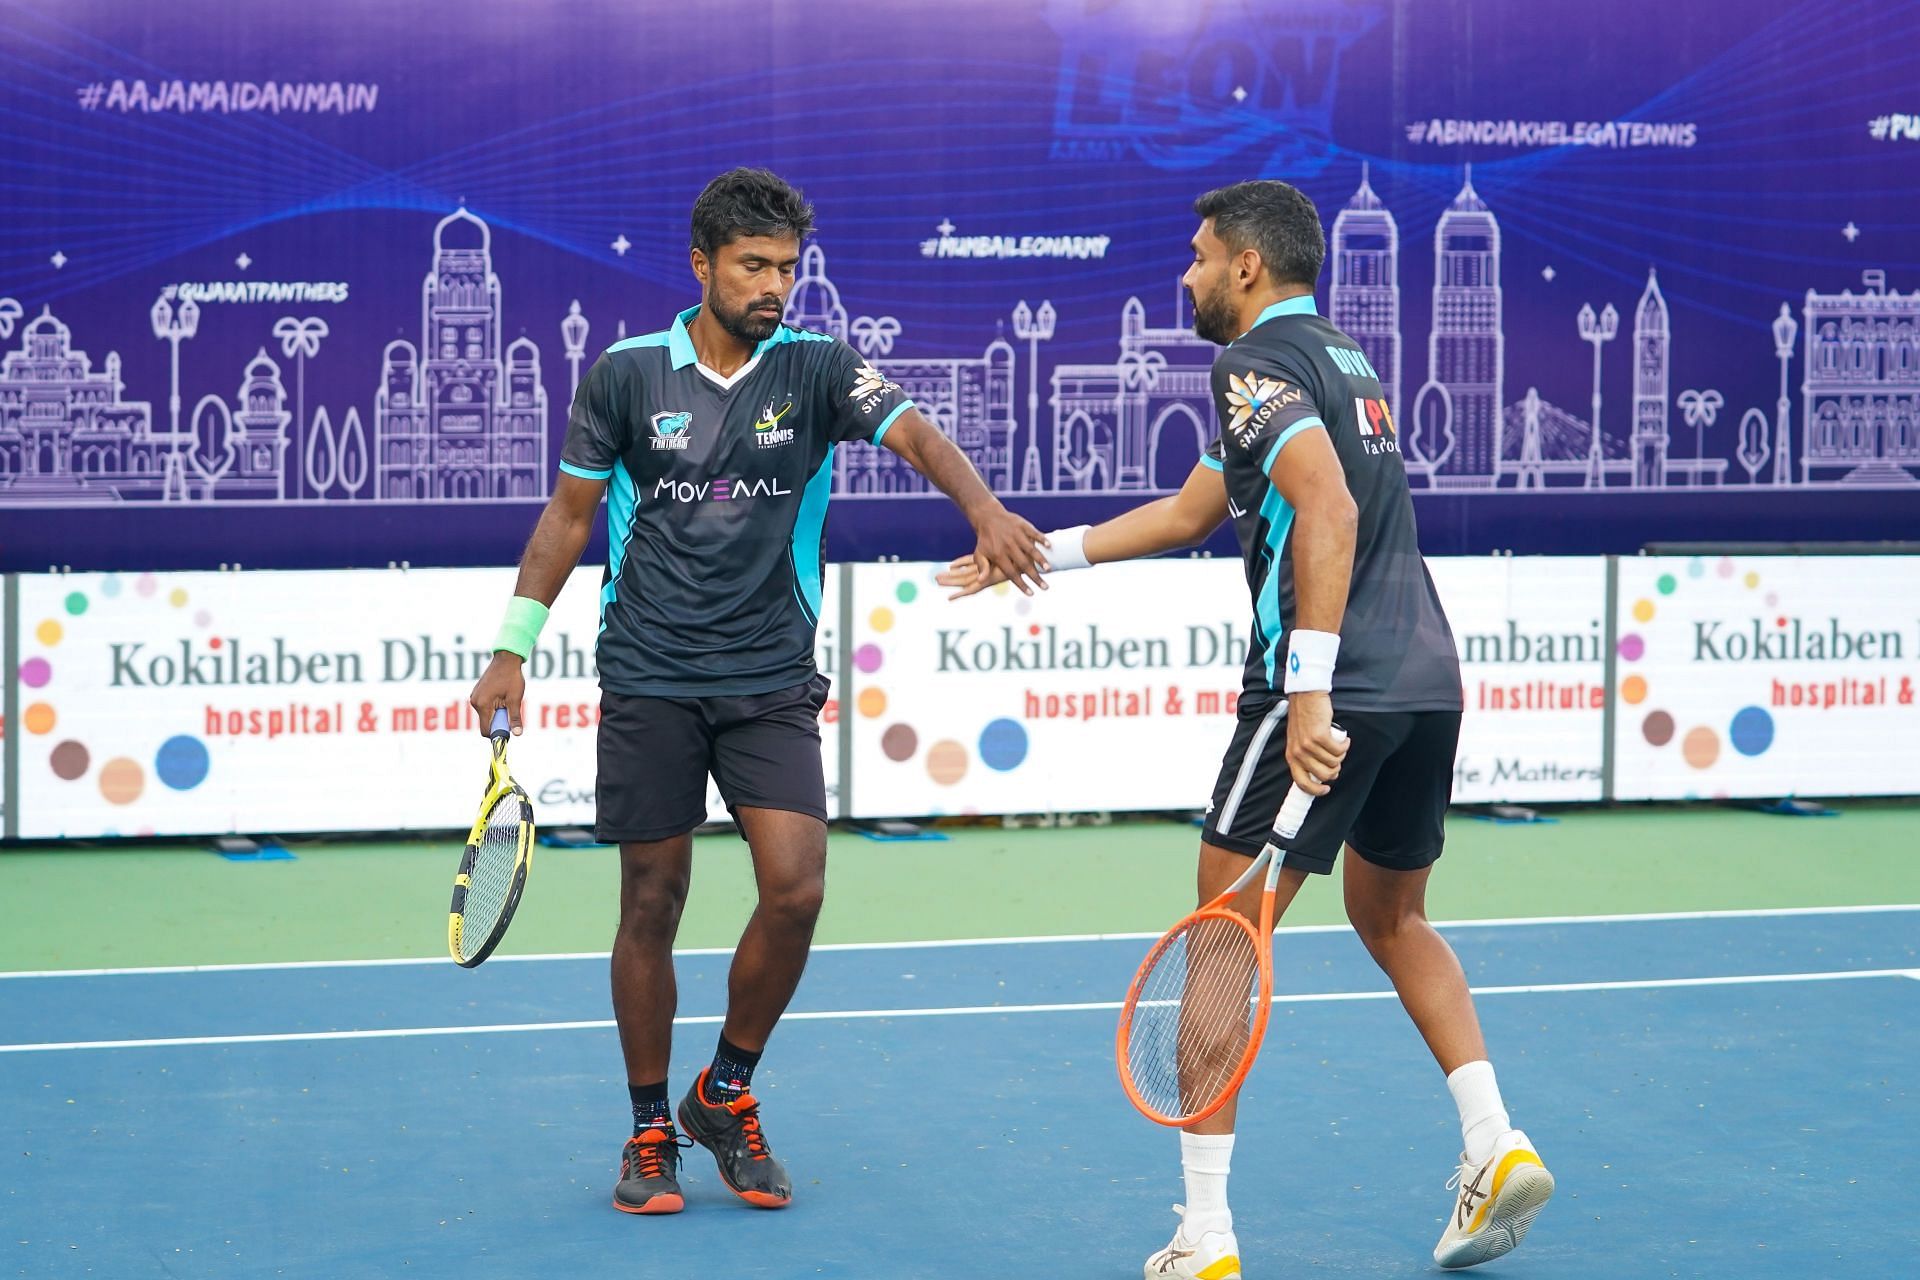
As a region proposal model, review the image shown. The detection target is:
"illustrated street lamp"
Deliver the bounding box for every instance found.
[1578,301,1619,488]
[1012,299,1055,493]
[1771,302,1799,486]
[562,300,590,400]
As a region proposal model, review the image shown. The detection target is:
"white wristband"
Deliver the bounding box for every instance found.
[1044,525,1093,572]
[1284,629,1340,693]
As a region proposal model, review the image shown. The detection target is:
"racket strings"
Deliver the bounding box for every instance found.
[1124,914,1262,1120]
[456,795,525,962]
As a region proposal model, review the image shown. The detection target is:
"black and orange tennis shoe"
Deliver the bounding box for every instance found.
[612,1127,690,1215]
[676,1068,792,1208]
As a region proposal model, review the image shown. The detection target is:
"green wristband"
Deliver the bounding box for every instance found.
[493,596,550,659]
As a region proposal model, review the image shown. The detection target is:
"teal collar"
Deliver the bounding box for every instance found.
[667,305,702,370]
[1246,295,1318,334]
[669,303,783,372]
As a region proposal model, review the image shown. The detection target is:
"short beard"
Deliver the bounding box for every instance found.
[712,294,783,344]
[1189,282,1239,346]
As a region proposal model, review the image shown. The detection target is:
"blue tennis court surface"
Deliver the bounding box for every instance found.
[6,908,1918,1277]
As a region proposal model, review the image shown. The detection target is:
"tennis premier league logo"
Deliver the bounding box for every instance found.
[755,397,796,448]
[650,410,693,451]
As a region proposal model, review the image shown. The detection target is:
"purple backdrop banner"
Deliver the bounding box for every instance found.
[3,0,1916,571]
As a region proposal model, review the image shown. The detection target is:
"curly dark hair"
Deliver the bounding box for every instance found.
[1193,180,1325,287]
[689,168,816,258]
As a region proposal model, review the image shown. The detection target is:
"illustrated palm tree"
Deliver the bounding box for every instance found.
[0,297,22,339]
[850,315,902,358]
[273,316,329,497]
[1676,388,1725,467]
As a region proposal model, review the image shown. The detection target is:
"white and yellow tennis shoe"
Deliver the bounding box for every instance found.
[1144,1204,1241,1280]
[1433,1128,1554,1269]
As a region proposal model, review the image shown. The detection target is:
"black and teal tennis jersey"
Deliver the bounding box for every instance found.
[559,305,914,696]
[1202,295,1461,711]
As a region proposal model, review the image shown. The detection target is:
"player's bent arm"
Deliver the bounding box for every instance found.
[469,471,608,733]
[1268,425,1355,791]
[1267,428,1355,636]
[882,407,1048,593]
[1083,459,1228,564]
[877,407,1000,522]
[511,472,607,606]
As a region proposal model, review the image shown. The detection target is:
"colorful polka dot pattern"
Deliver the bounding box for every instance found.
[1623,557,1775,773]
[866,569,1033,787]
[28,576,215,814]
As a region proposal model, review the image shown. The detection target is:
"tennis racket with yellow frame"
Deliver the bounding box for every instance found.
[448,708,536,967]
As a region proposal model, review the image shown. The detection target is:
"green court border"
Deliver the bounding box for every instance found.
[4,800,1917,972]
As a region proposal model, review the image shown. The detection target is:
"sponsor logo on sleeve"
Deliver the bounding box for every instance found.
[849,365,901,415]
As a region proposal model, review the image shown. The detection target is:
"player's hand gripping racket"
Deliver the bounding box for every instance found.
[1117,724,1348,1126]
[448,708,536,967]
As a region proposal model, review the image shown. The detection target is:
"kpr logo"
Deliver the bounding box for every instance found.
[1353,396,1400,456]
[653,476,793,503]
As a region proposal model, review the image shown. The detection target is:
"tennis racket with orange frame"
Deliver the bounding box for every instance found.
[1116,725,1347,1127]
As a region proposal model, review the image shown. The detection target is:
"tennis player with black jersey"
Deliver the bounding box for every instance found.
[942,181,1553,1275]
[469,169,1046,1217]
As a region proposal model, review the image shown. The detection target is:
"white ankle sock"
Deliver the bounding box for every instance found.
[1180,1132,1235,1236]
[1447,1060,1510,1164]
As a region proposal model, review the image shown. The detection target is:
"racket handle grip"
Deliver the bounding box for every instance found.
[1272,725,1348,841]
[489,707,511,739]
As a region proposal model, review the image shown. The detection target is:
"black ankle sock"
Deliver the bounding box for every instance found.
[703,1034,763,1103]
[628,1081,671,1134]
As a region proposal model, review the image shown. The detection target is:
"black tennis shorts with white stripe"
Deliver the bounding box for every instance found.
[1198,697,1462,875]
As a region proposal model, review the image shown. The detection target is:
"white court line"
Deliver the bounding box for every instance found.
[3,967,1915,1055]
[2,903,1916,981]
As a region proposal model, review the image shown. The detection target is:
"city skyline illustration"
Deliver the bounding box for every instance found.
[3,173,1914,510]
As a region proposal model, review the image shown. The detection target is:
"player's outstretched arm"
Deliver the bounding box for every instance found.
[1268,428,1357,794]
[936,459,1227,599]
[879,407,1050,595]
[468,472,607,735]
